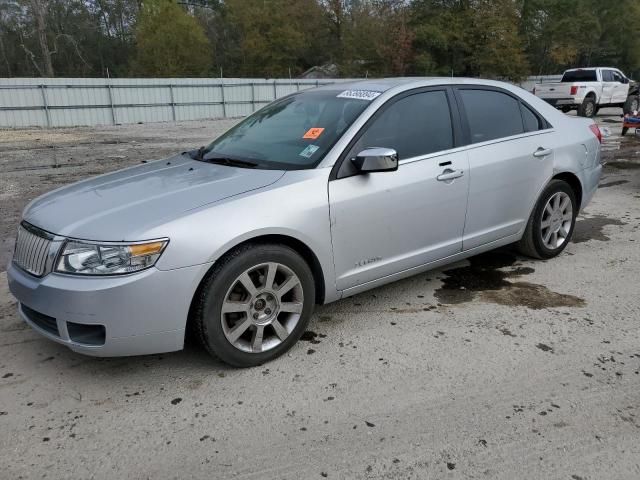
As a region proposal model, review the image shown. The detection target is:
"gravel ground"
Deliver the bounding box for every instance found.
[1,110,639,479]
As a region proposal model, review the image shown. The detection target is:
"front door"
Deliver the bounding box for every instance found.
[601,69,616,104]
[328,89,470,291]
[611,70,630,104]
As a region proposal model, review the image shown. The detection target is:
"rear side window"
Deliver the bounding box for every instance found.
[561,70,597,82]
[521,104,542,132]
[346,90,454,160]
[459,89,524,143]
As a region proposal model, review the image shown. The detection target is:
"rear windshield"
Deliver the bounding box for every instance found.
[202,90,371,170]
[561,70,597,82]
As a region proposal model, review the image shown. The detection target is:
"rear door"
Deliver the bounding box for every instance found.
[328,88,469,290]
[454,87,555,250]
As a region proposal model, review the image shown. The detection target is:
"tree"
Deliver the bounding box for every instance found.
[225,0,328,77]
[131,0,212,76]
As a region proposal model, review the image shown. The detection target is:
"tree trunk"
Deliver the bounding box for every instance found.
[29,0,54,77]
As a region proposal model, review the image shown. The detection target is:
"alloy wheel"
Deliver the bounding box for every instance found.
[540,192,573,250]
[221,262,304,353]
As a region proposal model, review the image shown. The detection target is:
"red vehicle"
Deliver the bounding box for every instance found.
[622,113,640,136]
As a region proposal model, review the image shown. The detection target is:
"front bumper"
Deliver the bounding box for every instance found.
[7,262,208,357]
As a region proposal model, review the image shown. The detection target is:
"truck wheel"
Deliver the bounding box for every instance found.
[561,106,572,113]
[578,96,596,118]
[623,95,639,115]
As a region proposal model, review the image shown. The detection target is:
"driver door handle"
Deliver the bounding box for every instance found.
[533,147,553,158]
[437,169,464,181]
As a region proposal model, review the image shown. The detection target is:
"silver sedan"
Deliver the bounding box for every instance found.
[7,78,602,366]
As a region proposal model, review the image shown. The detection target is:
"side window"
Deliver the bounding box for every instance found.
[602,70,614,82]
[459,89,524,143]
[521,103,542,132]
[612,71,624,83]
[346,90,454,161]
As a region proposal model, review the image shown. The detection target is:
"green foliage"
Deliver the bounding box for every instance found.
[1,0,640,79]
[131,0,212,76]
[224,0,328,77]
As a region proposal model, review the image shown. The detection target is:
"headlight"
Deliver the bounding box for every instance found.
[55,239,168,275]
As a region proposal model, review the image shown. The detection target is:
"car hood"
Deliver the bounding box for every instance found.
[23,154,286,240]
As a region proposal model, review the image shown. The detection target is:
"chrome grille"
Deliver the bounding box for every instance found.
[13,224,53,277]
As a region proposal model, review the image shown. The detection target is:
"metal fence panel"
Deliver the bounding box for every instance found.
[0,76,559,128]
[0,77,351,128]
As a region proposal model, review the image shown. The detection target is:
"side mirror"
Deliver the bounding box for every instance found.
[351,147,398,173]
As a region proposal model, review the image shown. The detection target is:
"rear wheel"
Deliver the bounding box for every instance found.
[194,243,315,367]
[517,180,577,259]
[578,96,596,118]
[623,95,639,115]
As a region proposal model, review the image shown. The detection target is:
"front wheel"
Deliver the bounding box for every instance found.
[194,243,315,367]
[623,95,639,115]
[517,180,577,259]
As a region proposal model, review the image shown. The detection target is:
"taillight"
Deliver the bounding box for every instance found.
[589,124,602,144]
[570,85,579,95]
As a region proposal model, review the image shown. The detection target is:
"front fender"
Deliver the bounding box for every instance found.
[147,169,340,303]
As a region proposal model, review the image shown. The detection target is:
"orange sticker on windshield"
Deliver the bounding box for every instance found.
[303,127,325,139]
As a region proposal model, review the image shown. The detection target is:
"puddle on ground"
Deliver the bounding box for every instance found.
[599,180,629,188]
[572,215,627,243]
[434,251,585,310]
[606,161,640,170]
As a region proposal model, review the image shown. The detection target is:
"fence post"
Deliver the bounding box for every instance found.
[295,81,299,91]
[169,84,176,121]
[220,81,227,118]
[40,84,51,128]
[107,82,117,125]
[250,82,255,112]
[273,80,277,100]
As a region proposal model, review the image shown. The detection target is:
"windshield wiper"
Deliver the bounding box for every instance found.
[185,147,259,168]
[204,156,259,169]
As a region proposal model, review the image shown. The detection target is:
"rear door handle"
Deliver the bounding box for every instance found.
[533,148,553,158]
[437,169,464,181]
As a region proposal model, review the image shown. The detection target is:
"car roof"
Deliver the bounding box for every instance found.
[564,67,620,72]
[313,77,525,94]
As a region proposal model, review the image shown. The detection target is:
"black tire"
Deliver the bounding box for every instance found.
[517,180,578,260]
[622,126,629,136]
[578,96,596,118]
[623,95,639,115]
[561,106,572,114]
[193,243,315,367]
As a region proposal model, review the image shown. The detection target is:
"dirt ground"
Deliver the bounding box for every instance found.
[1,110,640,479]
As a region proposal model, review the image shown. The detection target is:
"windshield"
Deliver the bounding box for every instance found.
[201,90,371,170]
[561,70,597,82]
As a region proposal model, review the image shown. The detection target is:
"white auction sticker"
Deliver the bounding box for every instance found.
[336,90,382,101]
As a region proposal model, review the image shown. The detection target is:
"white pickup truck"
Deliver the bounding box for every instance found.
[534,67,639,117]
